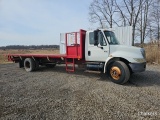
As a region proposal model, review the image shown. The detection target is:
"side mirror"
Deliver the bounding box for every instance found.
[94,30,99,46]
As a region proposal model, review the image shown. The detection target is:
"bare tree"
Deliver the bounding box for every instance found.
[117,0,143,45]
[114,0,127,26]
[89,0,119,28]
[151,0,160,40]
[90,0,143,45]
[136,0,153,45]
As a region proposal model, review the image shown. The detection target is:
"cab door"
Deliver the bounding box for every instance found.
[86,31,109,62]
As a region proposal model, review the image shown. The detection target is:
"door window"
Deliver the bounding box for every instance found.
[89,32,94,45]
[89,31,107,46]
[98,32,107,46]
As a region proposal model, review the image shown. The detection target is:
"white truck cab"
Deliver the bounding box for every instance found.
[85,29,146,84]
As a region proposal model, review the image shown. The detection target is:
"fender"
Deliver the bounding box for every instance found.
[103,56,113,73]
[103,53,137,73]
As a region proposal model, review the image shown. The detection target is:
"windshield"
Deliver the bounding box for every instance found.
[104,31,120,45]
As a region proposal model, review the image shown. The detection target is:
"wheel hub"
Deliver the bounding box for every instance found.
[110,66,121,80]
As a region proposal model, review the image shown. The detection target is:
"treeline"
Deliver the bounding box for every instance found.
[0,45,59,50]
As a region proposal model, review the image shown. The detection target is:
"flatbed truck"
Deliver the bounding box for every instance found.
[7,29,146,84]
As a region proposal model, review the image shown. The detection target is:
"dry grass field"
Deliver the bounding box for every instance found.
[144,44,160,64]
[0,49,59,64]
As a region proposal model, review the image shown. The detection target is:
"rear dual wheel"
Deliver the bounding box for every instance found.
[24,58,39,72]
[107,61,130,84]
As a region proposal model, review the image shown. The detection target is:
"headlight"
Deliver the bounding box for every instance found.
[140,48,146,59]
[133,58,146,63]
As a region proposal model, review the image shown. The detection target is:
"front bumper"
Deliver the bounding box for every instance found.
[129,62,146,73]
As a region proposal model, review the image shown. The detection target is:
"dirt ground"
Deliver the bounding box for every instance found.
[0,63,160,120]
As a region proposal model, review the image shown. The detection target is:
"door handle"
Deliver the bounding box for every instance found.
[88,51,91,56]
[104,51,108,52]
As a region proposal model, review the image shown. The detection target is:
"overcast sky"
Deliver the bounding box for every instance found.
[0,0,96,46]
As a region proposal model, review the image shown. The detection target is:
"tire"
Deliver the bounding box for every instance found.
[24,58,35,72]
[45,63,56,68]
[107,61,130,84]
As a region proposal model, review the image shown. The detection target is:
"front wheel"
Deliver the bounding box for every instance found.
[107,61,130,84]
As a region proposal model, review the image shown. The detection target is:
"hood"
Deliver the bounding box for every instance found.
[110,45,145,62]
